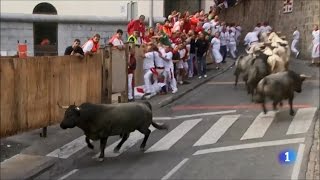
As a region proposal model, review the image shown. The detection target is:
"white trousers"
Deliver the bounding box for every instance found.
[143,69,154,94]
[165,68,178,91]
[291,39,299,54]
[128,73,133,100]
[228,42,237,58]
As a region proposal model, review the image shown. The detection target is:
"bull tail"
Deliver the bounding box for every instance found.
[253,78,267,103]
[151,121,168,130]
[142,101,152,111]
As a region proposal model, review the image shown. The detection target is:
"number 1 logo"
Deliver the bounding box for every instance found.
[279,149,297,165]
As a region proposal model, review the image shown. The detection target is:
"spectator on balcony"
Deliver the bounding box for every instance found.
[64,39,84,58]
[82,34,100,56]
[109,29,125,50]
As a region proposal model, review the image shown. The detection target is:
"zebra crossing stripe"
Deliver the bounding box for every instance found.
[286,107,317,135]
[93,127,156,158]
[145,118,202,153]
[193,115,240,146]
[153,110,236,120]
[47,135,86,159]
[193,138,305,155]
[240,111,276,140]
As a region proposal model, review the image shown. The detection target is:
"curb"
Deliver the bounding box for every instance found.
[152,62,235,110]
[0,154,57,180]
[306,113,320,179]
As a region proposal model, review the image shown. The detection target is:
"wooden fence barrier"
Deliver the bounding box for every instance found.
[0,43,215,138]
[0,54,102,138]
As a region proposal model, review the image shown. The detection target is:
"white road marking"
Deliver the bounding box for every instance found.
[47,136,86,159]
[153,110,236,121]
[93,127,156,158]
[240,111,276,140]
[145,119,202,153]
[161,158,189,180]
[193,115,240,146]
[291,144,305,180]
[57,169,79,180]
[286,107,317,135]
[193,138,305,156]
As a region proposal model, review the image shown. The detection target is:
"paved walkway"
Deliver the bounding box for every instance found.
[136,60,235,110]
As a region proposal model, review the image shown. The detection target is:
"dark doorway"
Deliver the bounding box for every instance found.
[33,2,58,56]
[164,0,201,17]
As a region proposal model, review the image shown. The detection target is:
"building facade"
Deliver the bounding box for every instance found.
[0,0,213,56]
[220,0,320,59]
[0,0,164,56]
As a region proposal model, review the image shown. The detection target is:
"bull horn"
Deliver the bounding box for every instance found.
[300,74,312,78]
[57,102,69,109]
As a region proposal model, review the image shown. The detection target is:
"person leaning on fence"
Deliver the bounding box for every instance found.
[64,39,84,58]
[128,45,137,102]
[109,29,125,50]
[82,34,100,56]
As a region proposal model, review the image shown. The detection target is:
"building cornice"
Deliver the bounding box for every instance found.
[0,13,165,24]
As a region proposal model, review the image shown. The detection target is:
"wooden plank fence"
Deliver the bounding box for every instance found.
[0,43,213,138]
[0,54,102,138]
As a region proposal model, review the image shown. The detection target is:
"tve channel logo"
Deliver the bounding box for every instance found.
[278,149,297,165]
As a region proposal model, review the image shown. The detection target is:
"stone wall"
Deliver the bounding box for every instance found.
[57,24,127,55]
[0,22,127,56]
[220,0,320,59]
[1,22,34,56]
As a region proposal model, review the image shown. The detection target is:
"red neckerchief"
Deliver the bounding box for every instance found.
[90,38,99,53]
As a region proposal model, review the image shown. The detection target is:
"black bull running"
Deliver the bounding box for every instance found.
[58,101,168,161]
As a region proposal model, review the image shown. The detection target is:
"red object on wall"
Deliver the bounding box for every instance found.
[17,44,27,58]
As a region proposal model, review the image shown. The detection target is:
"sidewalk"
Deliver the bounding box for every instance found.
[306,117,320,180]
[0,60,235,180]
[137,60,235,110]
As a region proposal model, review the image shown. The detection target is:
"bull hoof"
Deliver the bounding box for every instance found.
[88,144,94,149]
[140,145,146,152]
[113,147,120,153]
[290,110,295,116]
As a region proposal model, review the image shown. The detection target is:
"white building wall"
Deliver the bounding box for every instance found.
[201,0,214,12]
[0,0,164,18]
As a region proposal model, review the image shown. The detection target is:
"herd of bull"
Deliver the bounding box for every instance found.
[56,31,311,162]
[234,32,311,115]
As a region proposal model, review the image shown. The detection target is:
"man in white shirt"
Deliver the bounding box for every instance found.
[244,31,259,50]
[253,23,262,34]
[142,45,156,95]
[220,26,229,63]
[82,34,100,56]
[291,27,300,58]
[210,15,220,34]
[202,17,212,32]
[109,29,125,50]
[261,21,272,34]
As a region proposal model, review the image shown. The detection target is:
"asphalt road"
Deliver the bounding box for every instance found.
[17,59,320,179]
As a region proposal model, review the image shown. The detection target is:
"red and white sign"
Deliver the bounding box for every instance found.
[283,0,293,13]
